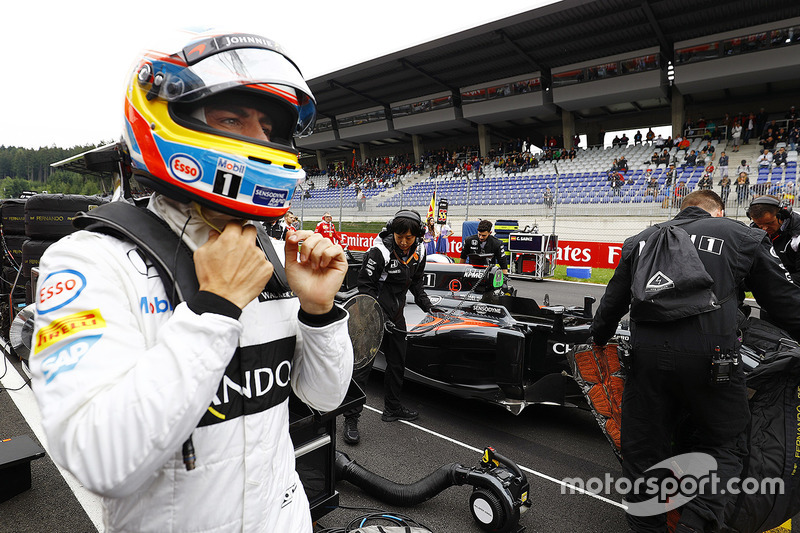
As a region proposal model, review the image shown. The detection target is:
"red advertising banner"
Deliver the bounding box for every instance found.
[340,232,623,269]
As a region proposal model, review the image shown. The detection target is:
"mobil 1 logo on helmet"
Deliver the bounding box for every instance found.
[168,154,203,183]
[214,158,246,198]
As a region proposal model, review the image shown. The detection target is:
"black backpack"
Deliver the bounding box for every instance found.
[629,219,724,322]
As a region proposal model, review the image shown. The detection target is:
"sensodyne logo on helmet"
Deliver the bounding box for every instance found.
[168,154,202,183]
[252,186,288,207]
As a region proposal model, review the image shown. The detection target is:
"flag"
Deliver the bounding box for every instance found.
[427,192,436,221]
[351,149,356,168]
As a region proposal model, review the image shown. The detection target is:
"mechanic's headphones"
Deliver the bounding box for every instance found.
[386,209,425,238]
[746,195,793,221]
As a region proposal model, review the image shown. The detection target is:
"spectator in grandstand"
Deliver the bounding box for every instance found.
[783,182,796,208]
[736,172,751,206]
[698,148,712,166]
[718,151,729,179]
[645,174,659,197]
[654,135,666,148]
[619,133,629,146]
[697,173,713,191]
[703,140,715,156]
[664,163,676,188]
[760,130,777,152]
[650,152,660,166]
[612,135,621,148]
[705,118,718,140]
[683,150,698,167]
[357,188,367,211]
[788,125,799,151]
[573,134,581,149]
[634,130,643,145]
[544,186,554,208]
[617,155,629,172]
[787,105,798,122]
[757,149,774,169]
[756,107,769,136]
[423,216,438,256]
[646,128,655,143]
[677,136,691,150]
[460,220,509,275]
[737,159,751,178]
[473,156,485,178]
[315,212,342,245]
[719,175,731,205]
[672,180,688,208]
[743,113,755,144]
[658,149,670,166]
[774,147,788,168]
[730,121,742,152]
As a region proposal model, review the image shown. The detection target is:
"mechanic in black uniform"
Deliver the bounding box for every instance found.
[747,195,800,286]
[591,190,800,533]
[460,219,509,275]
[342,209,439,444]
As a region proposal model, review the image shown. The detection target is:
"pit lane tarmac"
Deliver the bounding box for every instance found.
[0,280,637,533]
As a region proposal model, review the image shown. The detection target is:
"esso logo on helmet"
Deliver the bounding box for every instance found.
[38,269,87,315]
[168,154,202,183]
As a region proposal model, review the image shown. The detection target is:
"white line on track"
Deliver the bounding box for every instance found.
[363,404,627,510]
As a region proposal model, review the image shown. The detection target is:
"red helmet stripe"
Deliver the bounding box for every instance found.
[125,98,168,178]
[250,83,299,105]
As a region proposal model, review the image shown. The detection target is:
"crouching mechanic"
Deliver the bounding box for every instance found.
[341,209,441,444]
[591,190,800,533]
[29,32,353,533]
[747,195,800,286]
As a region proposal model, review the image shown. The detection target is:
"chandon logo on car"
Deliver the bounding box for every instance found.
[197,337,296,426]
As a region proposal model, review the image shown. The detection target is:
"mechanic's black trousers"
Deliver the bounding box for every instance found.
[344,318,408,417]
[621,348,749,533]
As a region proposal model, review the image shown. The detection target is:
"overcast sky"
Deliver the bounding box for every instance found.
[1,0,556,150]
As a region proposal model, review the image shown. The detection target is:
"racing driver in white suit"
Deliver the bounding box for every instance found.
[29,31,353,532]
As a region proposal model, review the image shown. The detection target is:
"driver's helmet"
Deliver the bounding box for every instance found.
[123,31,316,220]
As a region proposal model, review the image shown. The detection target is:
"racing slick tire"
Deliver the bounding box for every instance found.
[24,194,106,239]
[1,199,27,235]
[22,239,54,279]
[3,234,27,271]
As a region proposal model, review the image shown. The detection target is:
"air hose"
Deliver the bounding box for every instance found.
[335,451,470,506]
[335,447,531,532]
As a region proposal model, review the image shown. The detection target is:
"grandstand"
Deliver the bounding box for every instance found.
[290,1,799,243]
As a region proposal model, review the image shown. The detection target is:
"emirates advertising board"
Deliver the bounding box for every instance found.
[339,232,623,269]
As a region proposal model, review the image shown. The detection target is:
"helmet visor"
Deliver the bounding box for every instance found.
[146,47,316,136]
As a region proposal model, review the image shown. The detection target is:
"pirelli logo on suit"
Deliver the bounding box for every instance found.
[198,336,296,426]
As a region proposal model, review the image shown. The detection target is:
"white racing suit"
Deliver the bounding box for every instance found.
[29,195,353,532]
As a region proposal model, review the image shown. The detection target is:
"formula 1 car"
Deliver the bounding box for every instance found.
[338,251,595,415]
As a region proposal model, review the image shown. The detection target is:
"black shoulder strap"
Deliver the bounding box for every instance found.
[73,201,290,306]
[74,201,197,307]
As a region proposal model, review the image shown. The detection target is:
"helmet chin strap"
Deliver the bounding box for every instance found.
[193,203,224,233]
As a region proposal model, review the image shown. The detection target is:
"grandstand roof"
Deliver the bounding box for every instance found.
[308,0,799,122]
